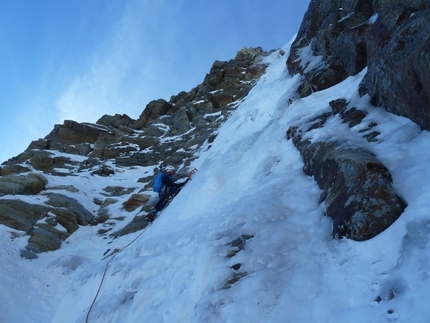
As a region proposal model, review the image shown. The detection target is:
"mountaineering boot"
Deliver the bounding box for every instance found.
[146,213,154,222]
[146,208,157,222]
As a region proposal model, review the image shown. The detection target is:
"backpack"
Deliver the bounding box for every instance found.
[152,172,163,193]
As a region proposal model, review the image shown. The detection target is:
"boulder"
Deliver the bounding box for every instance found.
[0,164,31,176]
[44,193,94,225]
[78,158,102,172]
[194,100,214,113]
[0,173,47,197]
[29,150,55,170]
[170,89,198,107]
[244,63,268,80]
[0,200,51,233]
[20,249,38,259]
[287,107,406,241]
[50,208,80,233]
[122,193,152,212]
[235,46,267,62]
[136,99,177,128]
[202,53,268,92]
[91,198,118,225]
[26,223,69,253]
[193,115,210,130]
[110,215,149,238]
[91,164,115,177]
[96,113,135,128]
[91,209,110,226]
[46,120,109,146]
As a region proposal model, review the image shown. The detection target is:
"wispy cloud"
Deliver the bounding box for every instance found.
[55,0,232,125]
[56,16,143,122]
[55,1,160,124]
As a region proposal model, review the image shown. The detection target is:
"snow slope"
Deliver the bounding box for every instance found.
[1,40,430,323]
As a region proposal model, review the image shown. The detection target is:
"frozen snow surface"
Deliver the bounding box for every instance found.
[1,40,430,323]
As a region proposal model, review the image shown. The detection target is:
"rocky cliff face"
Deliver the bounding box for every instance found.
[0,47,270,258]
[285,0,429,240]
[1,0,428,258]
[287,0,430,130]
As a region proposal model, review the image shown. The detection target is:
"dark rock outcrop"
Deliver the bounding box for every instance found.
[7,150,80,173]
[135,99,177,128]
[361,5,430,130]
[26,224,68,253]
[44,193,94,226]
[0,164,31,176]
[97,113,135,128]
[0,199,51,233]
[91,198,118,226]
[287,0,430,132]
[287,0,374,96]
[110,215,149,238]
[0,173,47,197]
[122,193,152,212]
[287,100,406,241]
[0,192,100,257]
[47,120,109,146]
[51,208,80,233]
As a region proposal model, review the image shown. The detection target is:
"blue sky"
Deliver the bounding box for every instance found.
[0,0,310,164]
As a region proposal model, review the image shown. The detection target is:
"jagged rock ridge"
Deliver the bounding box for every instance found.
[0,47,270,258]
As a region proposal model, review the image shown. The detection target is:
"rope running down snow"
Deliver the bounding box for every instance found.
[85,229,146,323]
[85,168,197,322]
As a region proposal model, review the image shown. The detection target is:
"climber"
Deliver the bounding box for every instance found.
[146,165,195,221]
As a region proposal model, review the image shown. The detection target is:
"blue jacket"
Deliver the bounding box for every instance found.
[160,172,188,192]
